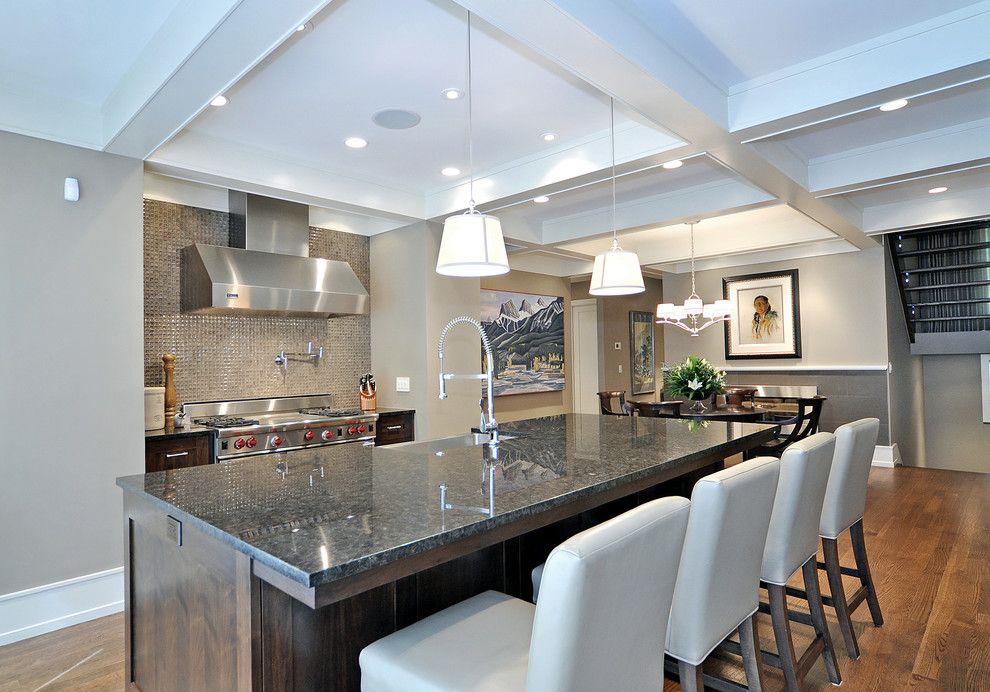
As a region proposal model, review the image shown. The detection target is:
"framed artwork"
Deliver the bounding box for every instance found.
[723,269,802,359]
[629,311,656,395]
[480,289,565,396]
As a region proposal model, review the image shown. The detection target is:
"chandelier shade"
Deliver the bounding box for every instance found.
[655,222,731,335]
[436,211,509,276]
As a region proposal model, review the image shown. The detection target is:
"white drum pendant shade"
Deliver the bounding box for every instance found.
[589,242,645,296]
[436,211,510,277]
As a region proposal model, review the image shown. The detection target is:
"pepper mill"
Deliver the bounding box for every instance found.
[162,353,177,430]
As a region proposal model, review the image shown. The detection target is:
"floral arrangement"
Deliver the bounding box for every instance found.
[666,355,726,402]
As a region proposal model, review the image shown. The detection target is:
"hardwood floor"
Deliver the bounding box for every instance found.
[1,466,987,691]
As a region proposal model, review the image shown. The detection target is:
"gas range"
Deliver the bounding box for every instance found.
[182,395,378,461]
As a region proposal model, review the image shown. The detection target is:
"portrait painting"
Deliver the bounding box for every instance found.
[723,269,801,359]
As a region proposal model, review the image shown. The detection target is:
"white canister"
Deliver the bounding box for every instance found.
[144,387,166,430]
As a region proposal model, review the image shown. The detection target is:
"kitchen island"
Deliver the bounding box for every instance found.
[117,413,777,691]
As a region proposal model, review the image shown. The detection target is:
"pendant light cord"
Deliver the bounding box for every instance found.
[689,222,697,295]
[467,11,475,211]
[610,97,617,248]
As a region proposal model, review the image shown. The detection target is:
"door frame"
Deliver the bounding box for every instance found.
[570,299,600,415]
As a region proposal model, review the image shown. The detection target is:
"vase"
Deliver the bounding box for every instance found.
[690,396,708,413]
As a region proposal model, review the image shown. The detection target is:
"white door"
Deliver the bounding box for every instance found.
[571,299,600,414]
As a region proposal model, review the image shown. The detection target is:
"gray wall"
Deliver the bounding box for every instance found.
[371,222,479,439]
[143,199,371,407]
[662,248,890,441]
[919,355,990,473]
[0,131,144,593]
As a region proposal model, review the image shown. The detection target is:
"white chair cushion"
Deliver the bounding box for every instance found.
[360,590,533,692]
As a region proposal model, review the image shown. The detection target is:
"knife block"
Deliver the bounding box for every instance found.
[360,391,377,411]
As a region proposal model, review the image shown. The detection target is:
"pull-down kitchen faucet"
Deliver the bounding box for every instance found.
[437,316,499,446]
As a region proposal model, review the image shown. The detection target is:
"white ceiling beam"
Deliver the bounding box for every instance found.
[104,0,335,159]
[508,252,594,277]
[454,0,877,250]
[728,5,990,133]
[653,238,859,274]
[861,188,990,234]
[542,178,773,244]
[809,118,990,194]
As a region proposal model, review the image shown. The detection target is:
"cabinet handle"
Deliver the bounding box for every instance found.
[386,425,403,431]
[165,451,189,458]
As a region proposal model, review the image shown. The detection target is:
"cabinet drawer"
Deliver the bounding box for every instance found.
[375,412,415,446]
[146,434,213,472]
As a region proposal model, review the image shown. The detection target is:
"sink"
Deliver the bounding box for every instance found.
[379,432,517,455]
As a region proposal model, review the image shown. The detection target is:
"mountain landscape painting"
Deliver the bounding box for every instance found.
[480,290,565,396]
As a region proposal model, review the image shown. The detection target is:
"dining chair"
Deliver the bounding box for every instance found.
[746,396,826,458]
[359,496,691,691]
[597,390,633,416]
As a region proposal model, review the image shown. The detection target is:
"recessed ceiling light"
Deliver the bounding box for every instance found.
[928,186,948,194]
[662,159,683,170]
[441,167,461,177]
[344,137,368,149]
[879,99,908,112]
[540,132,557,142]
[210,95,228,107]
[441,88,463,100]
[533,195,550,203]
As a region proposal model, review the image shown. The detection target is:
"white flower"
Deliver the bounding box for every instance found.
[687,378,703,391]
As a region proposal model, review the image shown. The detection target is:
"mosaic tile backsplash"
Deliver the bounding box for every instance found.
[143,199,371,407]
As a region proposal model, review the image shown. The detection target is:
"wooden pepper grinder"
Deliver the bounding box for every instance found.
[163,353,177,430]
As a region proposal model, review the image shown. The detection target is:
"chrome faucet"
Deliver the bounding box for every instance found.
[437,316,499,446]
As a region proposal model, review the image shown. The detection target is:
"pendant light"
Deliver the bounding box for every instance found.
[589,98,645,296]
[436,12,509,277]
[655,221,732,335]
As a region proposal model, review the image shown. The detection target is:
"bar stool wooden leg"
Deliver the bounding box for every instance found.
[802,558,841,685]
[850,519,884,627]
[767,584,802,691]
[678,660,703,692]
[739,613,766,692]
[822,536,860,660]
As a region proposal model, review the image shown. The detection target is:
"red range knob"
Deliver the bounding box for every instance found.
[322,430,335,441]
[358,424,367,433]
[304,430,315,442]
[234,438,246,450]
[271,435,283,446]
[348,425,357,435]
[246,437,257,448]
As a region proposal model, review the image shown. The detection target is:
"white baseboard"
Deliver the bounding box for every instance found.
[0,567,124,647]
[872,443,902,468]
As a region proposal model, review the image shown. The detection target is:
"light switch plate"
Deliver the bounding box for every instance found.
[396,376,410,392]
[618,364,623,373]
[614,342,621,350]
[166,515,182,546]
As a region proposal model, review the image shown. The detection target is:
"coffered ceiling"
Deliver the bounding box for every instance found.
[2,0,988,276]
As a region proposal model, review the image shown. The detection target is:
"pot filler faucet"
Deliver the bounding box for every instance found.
[437,316,499,446]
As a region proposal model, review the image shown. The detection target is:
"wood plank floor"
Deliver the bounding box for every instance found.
[1,466,987,691]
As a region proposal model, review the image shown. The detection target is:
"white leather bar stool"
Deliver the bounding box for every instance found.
[757,433,840,691]
[359,496,691,692]
[664,457,780,692]
[815,418,883,659]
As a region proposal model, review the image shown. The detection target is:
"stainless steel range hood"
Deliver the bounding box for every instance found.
[180,192,369,317]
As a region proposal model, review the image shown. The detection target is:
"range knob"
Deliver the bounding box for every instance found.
[234,438,246,450]
[271,435,284,447]
[348,425,357,435]
[321,430,335,441]
[357,424,367,434]
[246,437,257,448]
[303,430,315,442]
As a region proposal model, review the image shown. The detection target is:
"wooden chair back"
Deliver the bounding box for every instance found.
[597,391,630,416]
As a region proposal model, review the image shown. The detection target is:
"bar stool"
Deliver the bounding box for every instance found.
[359,496,691,691]
[757,433,840,691]
[664,457,780,691]
[816,418,883,659]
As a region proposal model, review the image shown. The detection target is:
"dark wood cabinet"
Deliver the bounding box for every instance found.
[145,433,214,472]
[375,411,415,446]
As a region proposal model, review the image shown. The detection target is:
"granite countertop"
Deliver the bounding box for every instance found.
[119,414,775,589]
[144,424,215,441]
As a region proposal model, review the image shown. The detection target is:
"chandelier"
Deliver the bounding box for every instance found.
[655,221,731,336]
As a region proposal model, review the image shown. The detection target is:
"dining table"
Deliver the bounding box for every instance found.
[630,399,771,422]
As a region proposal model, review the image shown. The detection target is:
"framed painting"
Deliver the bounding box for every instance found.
[723,269,802,359]
[480,289,565,396]
[629,311,656,395]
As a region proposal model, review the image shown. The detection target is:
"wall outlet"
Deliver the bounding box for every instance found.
[395,376,410,392]
[614,342,621,350]
[618,364,623,374]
